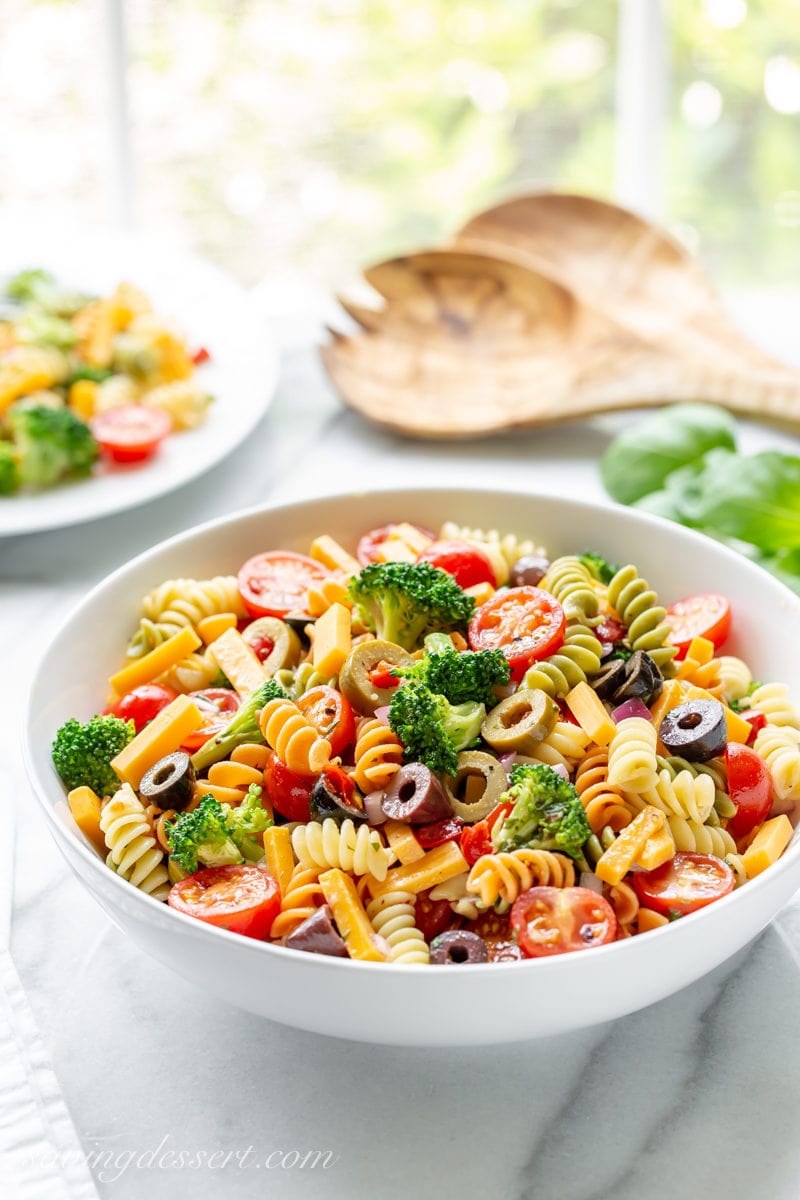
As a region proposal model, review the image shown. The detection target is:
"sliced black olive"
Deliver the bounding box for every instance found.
[481,689,559,754]
[591,659,629,701]
[624,651,663,704]
[285,905,348,957]
[509,555,550,588]
[139,751,195,810]
[382,763,452,824]
[430,931,488,964]
[659,700,727,762]
[310,774,366,823]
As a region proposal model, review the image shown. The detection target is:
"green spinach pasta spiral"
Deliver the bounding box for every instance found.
[521,619,602,699]
[541,555,600,622]
[607,564,677,676]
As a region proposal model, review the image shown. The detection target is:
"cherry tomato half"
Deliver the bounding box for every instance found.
[237,551,329,618]
[726,742,774,840]
[417,540,496,589]
[460,802,514,866]
[356,523,435,566]
[296,686,356,757]
[511,886,618,958]
[192,345,211,365]
[105,683,178,732]
[596,616,627,645]
[263,754,315,821]
[180,688,241,752]
[414,892,455,943]
[168,864,280,940]
[90,405,172,464]
[634,851,734,916]
[735,709,767,745]
[468,587,566,681]
[416,816,464,849]
[665,593,732,659]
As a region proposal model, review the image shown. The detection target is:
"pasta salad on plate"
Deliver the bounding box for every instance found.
[51,519,800,966]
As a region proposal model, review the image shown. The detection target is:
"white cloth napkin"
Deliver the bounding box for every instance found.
[0,782,98,1199]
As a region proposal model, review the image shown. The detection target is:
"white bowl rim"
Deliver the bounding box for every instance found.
[23,484,800,976]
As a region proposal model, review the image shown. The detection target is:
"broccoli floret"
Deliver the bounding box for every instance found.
[65,364,114,387]
[348,561,475,652]
[0,442,19,495]
[6,268,55,304]
[52,714,135,797]
[226,784,272,862]
[167,794,243,874]
[389,680,485,776]
[16,309,78,350]
[190,679,288,772]
[495,762,591,864]
[8,404,98,488]
[395,632,510,706]
[579,551,619,586]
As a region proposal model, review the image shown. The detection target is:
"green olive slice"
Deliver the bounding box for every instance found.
[338,640,414,715]
[242,617,302,676]
[444,751,508,824]
[481,688,559,754]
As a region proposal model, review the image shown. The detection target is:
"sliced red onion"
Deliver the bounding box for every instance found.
[599,642,614,657]
[363,789,388,825]
[373,705,391,726]
[612,697,652,724]
[550,762,570,781]
[580,870,603,894]
[498,751,517,777]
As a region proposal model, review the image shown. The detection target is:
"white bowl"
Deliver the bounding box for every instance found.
[23,488,800,1045]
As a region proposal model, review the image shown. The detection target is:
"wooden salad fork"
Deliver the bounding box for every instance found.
[321,192,800,439]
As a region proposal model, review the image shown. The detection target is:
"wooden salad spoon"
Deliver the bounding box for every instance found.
[321,192,800,439]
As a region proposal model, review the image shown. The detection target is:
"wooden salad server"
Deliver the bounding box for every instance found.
[321,192,800,439]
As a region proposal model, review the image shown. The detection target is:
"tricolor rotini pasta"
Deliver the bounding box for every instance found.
[51,518,799,966]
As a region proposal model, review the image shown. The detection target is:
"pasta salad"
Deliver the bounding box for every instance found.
[51,520,800,964]
[0,268,212,493]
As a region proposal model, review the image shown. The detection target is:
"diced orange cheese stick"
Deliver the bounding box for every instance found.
[649,679,684,735]
[67,786,106,853]
[686,637,715,665]
[111,694,203,788]
[309,535,360,578]
[391,522,434,555]
[263,826,295,898]
[197,612,238,645]
[384,820,425,865]
[109,626,202,696]
[207,761,264,790]
[636,826,676,872]
[319,869,387,962]
[464,581,495,607]
[370,841,468,897]
[313,602,352,677]
[207,627,264,698]
[637,907,669,933]
[68,379,98,420]
[595,805,665,886]
[566,681,617,747]
[743,815,794,879]
[376,537,417,563]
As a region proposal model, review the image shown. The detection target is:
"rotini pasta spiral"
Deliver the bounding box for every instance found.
[100,784,170,899]
[259,697,332,775]
[439,521,545,586]
[429,872,481,920]
[269,864,325,940]
[466,848,576,911]
[725,853,748,888]
[605,880,639,934]
[366,890,430,963]
[753,725,800,801]
[291,818,395,881]
[657,754,734,819]
[541,556,600,621]
[626,768,715,824]
[521,619,602,699]
[521,720,590,773]
[352,718,403,792]
[749,682,800,730]
[575,747,632,835]
[664,815,737,857]
[607,564,677,676]
[127,576,246,656]
[716,656,752,703]
[607,717,659,792]
[274,661,337,700]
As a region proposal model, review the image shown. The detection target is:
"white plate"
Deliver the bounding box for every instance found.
[0,227,276,536]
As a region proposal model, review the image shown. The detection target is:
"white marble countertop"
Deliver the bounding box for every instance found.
[5,323,800,1200]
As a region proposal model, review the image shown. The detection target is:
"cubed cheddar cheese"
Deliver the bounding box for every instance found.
[109,626,202,696]
[111,694,203,788]
[197,612,238,645]
[649,679,684,734]
[67,786,106,854]
[635,826,676,871]
[309,535,360,578]
[207,627,265,698]
[686,636,715,665]
[319,869,387,962]
[464,581,495,607]
[68,379,98,420]
[566,681,617,746]
[313,602,352,677]
[384,820,425,865]
[743,815,794,879]
[375,537,417,563]
[390,522,434,555]
[370,841,468,897]
[263,826,295,899]
[595,806,665,886]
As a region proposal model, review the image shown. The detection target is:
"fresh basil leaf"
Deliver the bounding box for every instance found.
[676,450,800,554]
[600,403,737,505]
[633,487,693,523]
